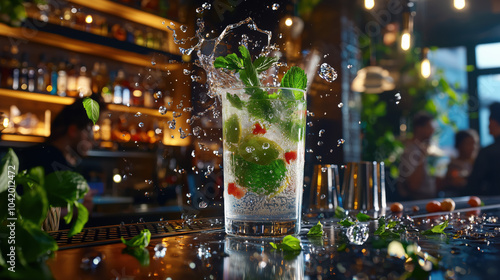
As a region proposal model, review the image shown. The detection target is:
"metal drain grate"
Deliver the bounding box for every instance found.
[48,218,224,249]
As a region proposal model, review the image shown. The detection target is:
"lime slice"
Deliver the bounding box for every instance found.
[224,114,241,148]
[238,135,281,165]
[233,155,286,195]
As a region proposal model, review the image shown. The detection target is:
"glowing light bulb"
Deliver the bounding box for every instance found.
[421,58,431,78]
[85,15,93,24]
[454,0,465,10]
[113,174,122,183]
[401,31,411,51]
[365,0,375,10]
[2,117,8,129]
[285,18,293,27]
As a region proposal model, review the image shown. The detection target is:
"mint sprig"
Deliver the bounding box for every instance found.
[422,220,449,235]
[83,97,99,125]
[270,235,302,252]
[307,221,324,237]
[121,229,152,248]
[356,212,372,222]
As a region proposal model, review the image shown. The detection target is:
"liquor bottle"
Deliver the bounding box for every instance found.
[113,70,125,104]
[131,74,143,107]
[101,69,114,103]
[121,74,131,106]
[111,24,127,41]
[134,28,145,47]
[0,47,12,88]
[50,61,58,95]
[146,28,154,49]
[66,61,78,97]
[77,65,92,97]
[57,61,68,96]
[19,53,29,91]
[28,65,36,92]
[101,117,111,141]
[36,54,48,93]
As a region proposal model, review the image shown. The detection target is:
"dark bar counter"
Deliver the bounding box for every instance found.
[46,196,500,279]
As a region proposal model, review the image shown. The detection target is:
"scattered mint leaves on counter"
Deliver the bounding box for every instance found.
[270,235,302,252]
[422,220,449,235]
[374,216,403,238]
[307,221,324,237]
[356,212,372,222]
[338,218,355,227]
[121,229,152,248]
[122,247,150,266]
[83,97,99,125]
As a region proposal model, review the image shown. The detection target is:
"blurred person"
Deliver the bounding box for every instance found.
[397,112,439,200]
[465,102,500,196]
[443,129,479,195]
[17,97,100,231]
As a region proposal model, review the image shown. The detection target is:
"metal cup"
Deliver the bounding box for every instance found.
[340,161,386,212]
[308,164,341,212]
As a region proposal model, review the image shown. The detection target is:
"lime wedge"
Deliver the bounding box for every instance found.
[238,135,281,165]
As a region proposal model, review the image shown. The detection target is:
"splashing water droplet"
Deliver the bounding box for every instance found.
[307,121,314,127]
[192,126,202,136]
[338,102,343,108]
[202,2,211,9]
[154,91,162,99]
[168,120,176,129]
[320,194,326,199]
[191,150,196,157]
[151,61,156,66]
[272,3,280,10]
[155,128,162,134]
[159,106,167,115]
[319,63,338,82]
[199,201,208,208]
[196,7,203,13]
[316,155,322,160]
[319,129,325,137]
[347,64,353,69]
[180,25,188,32]
[337,139,345,146]
[186,193,192,198]
[138,122,144,128]
[317,141,323,146]
[135,112,142,117]
[307,149,314,153]
[321,167,328,172]
[183,69,191,75]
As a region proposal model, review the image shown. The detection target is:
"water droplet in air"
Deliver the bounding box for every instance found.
[159,106,167,115]
[307,121,314,127]
[319,129,325,137]
[151,61,156,66]
[320,194,326,199]
[337,139,345,146]
[338,103,343,108]
[186,193,192,198]
[272,3,280,10]
[319,63,338,82]
[395,92,401,104]
[199,201,208,208]
[189,262,196,269]
[191,150,196,157]
[139,218,145,223]
[202,2,211,9]
[192,126,202,136]
[316,155,322,160]
[155,128,162,134]
[307,149,314,153]
[321,167,328,172]
[180,25,187,32]
[183,69,191,75]
[138,122,144,128]
[347,64,353,69]
[154,91,162,99]
[135,112,142,117]
[196,7,203,13]
[317,141,323,146]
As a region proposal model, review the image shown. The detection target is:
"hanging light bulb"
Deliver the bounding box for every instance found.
[401,31,411,51]
[421,48,431,78]
[454,0,466,10]
[365,0,375,10]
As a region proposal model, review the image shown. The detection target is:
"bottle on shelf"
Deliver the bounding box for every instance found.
[131,74,143,107]
[121,73,131,106]
[66,60,78,97]
[36,54,48,93]
[19,53,29,91]
[101,69,114,103]
[77,65,92,97]
[28,64,36,92]
[0,47,13,89]
[57,61,68,97]
[146,28,154,49]
[113,69,125,104]
[49,61,58,95]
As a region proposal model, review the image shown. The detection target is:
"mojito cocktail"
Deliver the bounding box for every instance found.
[222,87,306,236]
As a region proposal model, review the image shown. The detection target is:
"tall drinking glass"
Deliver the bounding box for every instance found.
[222,87,306,237]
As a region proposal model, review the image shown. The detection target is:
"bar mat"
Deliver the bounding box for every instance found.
[48,218,224,250]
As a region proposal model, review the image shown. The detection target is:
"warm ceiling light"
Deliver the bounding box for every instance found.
[454,0,466,10]
[401,31,411,51]
[285,17,293,27]
[365,0,375,10]
[421,58,431,78]
[85,15,93,24]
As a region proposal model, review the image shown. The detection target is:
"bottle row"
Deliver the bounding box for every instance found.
[0,50,178,109]
[25,1,180,53]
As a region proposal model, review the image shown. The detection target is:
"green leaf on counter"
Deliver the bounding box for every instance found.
[67,202,89,238]
[422,220,449,235]
[83,97,99,125]
[335,206,346,219]
[356,212,371,222]
[307,221,324,237]
[338,218,355,227]
[122,247,150,266]
[270,235,302,252]
[281,66,307,91]
[121,229,152,248]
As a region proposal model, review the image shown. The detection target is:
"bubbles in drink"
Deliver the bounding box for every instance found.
[272,3,280,10]
[319,63,338,82]
[159,106,167,115]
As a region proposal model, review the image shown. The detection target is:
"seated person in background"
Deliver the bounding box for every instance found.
[398,112,440,200]
[465,102,500,196]
[443,129,479,195]
[18,97,98,231]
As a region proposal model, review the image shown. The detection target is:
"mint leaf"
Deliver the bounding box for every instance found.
[214,53,244,70]
[338,218,355,227]
[17,220,58,263]
[83,97,99,125]
[335,206,346,219]
[356,212,371,222]
[253,56,279,73]
[226,92,244,109]
[238,45,260,87]
[121,229,151,248]
[0,148,19,193]
[307,221,324,237]
[45,171,89,207]
[422,220,449,235]
[18,178,48,226]
[271,235,302,252]
[67,201,89,238]
[122,247,150,266]
[281,66,307,91]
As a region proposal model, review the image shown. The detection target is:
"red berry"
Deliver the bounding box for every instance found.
[227,182,246,199]
[284,151,297,164]
[252,123,266,135]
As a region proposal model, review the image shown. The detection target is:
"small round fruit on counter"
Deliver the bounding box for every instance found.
[426,200,442,213]
[440,198,456,211]
[390,202,404,212]
[468,196,482,207]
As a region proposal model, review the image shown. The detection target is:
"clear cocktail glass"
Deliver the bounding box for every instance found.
[222,87,306,237]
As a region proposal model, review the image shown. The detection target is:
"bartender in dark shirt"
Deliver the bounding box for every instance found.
[466,102,500,196]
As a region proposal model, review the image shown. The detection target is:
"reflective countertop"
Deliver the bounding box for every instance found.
[47,196,500,279]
